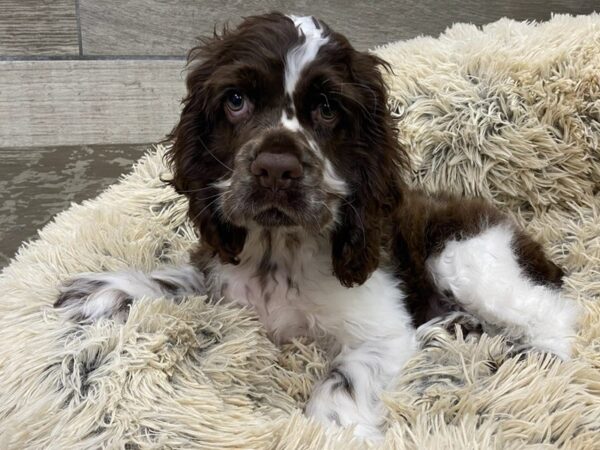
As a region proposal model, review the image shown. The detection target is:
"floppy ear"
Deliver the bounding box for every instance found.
[165,32,247,265]
[331,52,407,287]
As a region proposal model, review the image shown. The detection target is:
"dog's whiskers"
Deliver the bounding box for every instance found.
[189,191,231,224]
[198,139,234,173]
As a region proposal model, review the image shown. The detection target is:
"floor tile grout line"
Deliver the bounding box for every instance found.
[75,0,83,57]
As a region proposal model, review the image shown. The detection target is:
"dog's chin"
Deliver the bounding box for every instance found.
[222,190,336,231]
[253,208,297,227]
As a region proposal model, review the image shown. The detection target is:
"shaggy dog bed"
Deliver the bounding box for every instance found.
[1,14,599,449]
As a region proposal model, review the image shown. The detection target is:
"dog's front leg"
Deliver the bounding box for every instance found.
[54,265,205,322]
[302,269,417,441]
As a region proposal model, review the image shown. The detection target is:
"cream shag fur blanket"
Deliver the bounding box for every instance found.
[1,14,600,449]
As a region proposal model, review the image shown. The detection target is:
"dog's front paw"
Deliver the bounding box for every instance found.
[304,370,385,441]
[55,266,205,323]
[55,274,134,322]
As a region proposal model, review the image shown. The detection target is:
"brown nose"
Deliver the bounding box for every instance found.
[250,152,303,190]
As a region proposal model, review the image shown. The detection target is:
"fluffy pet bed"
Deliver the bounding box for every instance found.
[1,14,599,449]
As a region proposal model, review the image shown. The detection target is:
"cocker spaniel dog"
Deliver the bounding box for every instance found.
[55,13,579,439]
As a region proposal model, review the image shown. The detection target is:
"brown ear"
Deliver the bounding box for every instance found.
[331,198,385,287]
[331,52,407,287]
[165,31,247,265]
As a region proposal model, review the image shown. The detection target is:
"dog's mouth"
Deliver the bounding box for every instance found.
[219,175,337,231]
[253,207,297,227]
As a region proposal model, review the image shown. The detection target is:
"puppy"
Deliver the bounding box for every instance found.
[55,13,579,439]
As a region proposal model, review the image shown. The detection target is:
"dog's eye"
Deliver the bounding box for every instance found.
[314,94,336,123]
[224,90,252,122]
[226,91,245,112]
[320,103,334,120]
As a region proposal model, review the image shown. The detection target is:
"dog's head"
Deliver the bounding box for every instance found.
[167,13,406,286]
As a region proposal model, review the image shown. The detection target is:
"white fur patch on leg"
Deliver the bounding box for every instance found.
[300,268,416,439]
[55,266,205,322]
[427,224,580,359]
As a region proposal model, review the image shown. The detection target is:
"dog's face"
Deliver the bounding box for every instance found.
[168,13,406,286]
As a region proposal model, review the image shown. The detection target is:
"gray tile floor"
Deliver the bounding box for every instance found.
[1,1,598,266]
[0,145,148,265]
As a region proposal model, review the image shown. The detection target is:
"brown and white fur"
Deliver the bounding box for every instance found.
[55,13,580,440]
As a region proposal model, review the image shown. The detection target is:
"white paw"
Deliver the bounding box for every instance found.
[55,274,135,322]
[526,294,582,360]
[304,369,385,442]
[55,267,205,322]
[527,336,574,361]
[528,310,580,360]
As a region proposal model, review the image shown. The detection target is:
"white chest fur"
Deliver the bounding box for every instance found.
[213,228,411,345]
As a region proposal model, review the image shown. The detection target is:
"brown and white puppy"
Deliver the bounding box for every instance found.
[55,13,579,440]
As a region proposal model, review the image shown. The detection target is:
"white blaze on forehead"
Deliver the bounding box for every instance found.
[284,15,329,95]
[280,15,328,132]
